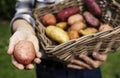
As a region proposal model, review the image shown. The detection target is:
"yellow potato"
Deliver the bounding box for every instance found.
[56,22,67,30]
[79,27,98,35]
[99,24,113,32]
[45,26,69,43]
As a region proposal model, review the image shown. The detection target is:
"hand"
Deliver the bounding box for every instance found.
[67,52,107,70]
[7,30,42,70]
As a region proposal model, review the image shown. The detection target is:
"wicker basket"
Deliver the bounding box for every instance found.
[33,0,120,62]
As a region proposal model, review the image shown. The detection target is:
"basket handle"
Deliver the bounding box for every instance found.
[112,0,120,8]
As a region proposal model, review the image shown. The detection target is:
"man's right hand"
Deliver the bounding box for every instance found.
[7,19,42,70]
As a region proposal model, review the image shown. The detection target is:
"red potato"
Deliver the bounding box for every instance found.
[70,22,87,32]
[85,0,102,17]
[42,13,57,26]
[57,6,80,21]
[83,11,100,28]
[68,14,84,25]
[13,40,36,65]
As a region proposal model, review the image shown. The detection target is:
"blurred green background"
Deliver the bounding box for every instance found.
[0,0,120,78]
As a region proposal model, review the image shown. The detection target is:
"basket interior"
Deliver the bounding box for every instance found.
[33,0,120,46]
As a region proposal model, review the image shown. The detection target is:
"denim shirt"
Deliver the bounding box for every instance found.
[10,0,63,29]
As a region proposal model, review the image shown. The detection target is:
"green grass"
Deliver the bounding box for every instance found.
[0,22,120,78]
[101,50,120,78]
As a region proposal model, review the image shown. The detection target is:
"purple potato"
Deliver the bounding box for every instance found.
[83,11,100,28]
[85,0,102,17]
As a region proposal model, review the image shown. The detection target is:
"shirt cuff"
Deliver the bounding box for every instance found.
[10,14,35,34]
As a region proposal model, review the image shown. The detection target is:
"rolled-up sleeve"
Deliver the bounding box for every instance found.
[10,0,35,31]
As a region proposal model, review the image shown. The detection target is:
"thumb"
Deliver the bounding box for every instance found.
[36,51,42,58]
[7,38,16,55]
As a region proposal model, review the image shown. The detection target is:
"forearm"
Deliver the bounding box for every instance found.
[12,19,35,35]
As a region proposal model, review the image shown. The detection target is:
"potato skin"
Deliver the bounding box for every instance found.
[42,13,56,26]
[68,29,80,40]
[83,11,100,28]
[99,24,113,32]
[70,22,87,32]
[85,0,102,17]
[13,40,35,65]
[79,27,98,35]
[45,26,69,43]
[56,22,68,30]
[68,14,84,25]
[57,7,80,21]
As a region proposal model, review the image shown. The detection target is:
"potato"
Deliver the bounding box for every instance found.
[57,6,80,21]
[68,14,84,25]
[68,29,80,40]
[79,27,98,35]
[13,40,35,65]
[45,26,69,43]
[56,22,67,29]
[85,0,102,17]
[70,22,87,32]
[42,13,56,26]
[83,11,100,28]
[99,24,113,32]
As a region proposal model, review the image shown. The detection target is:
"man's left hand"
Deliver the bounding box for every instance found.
[67,52,107,70]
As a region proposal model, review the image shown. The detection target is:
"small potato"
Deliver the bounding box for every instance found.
[83,11,100,28]
[99,24,113,32]
[68,29,80,40]
[79,27,98,35]
[57,6,80,21]
[42,13,56,26]
[85,0,102,17]
[13,40,36,65]
[56,22,68,29]
[70,22,87,32]
[46,26,69,43]
[68,14,84,25]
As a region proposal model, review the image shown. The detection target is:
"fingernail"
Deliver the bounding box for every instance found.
[93,52,97,56]
[37,52,42,58]
[19,65,24,70]
[79,55,84,58]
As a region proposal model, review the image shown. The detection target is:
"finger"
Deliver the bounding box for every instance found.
[79,55,101,68]
[12,56,24,70]
[92,52,107,62]
[70,59,93,70]
[7,38,16,55]
[34,58,41,64]
[29,36,39,53]
[25,64,34,70]
[67,64,84,70]
[35,51,42,58]
[28,37,42,58]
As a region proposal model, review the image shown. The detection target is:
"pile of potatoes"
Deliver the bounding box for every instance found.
[41,0,113,43]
